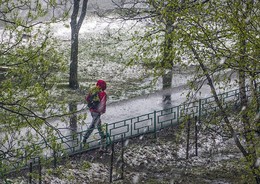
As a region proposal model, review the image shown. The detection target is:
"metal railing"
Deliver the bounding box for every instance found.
[1,84,259,176]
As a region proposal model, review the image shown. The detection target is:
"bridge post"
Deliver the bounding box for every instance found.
[153,111,157,139]
[109,142,115,183]
[29,162,32,184]
[120,135,124,180]
[195,116,198,156]
[199,99,202,122]
[186,118,191,159]
[38,158,42,184]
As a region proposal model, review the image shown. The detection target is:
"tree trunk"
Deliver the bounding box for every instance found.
[69,102,77,131]
[69,0,88,90]
[69,27,79,89]
[162,70,172,104]
[238,32,260,184]
[162,19,174,104]
[190,46,249,158]
[69,102,78,148]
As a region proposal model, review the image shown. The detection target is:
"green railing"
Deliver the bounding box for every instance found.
[1,84,259,176]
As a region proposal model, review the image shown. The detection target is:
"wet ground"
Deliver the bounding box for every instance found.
[57,83,200,135]
[59,74,237,137]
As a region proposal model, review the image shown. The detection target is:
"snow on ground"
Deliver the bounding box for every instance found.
[8,125,244,184]
[51,15,144,40]
[48,14,198,105]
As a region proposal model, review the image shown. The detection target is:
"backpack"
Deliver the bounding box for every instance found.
[87,87,101,109]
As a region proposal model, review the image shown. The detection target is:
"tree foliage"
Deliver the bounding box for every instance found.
[161,0,260,182]
[108,0,260,182]
[0,0,73,176]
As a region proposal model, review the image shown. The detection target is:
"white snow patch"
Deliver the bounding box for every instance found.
[256,158,260,167]
[132,173,140,184]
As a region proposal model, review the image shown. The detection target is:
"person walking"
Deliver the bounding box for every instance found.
[83,79,107,144]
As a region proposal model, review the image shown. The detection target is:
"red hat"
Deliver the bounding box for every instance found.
[96,80,107,91]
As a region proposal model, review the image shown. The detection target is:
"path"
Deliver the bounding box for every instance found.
[66,82,215,135]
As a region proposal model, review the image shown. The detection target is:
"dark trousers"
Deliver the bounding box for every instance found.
[83,112,105,141]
